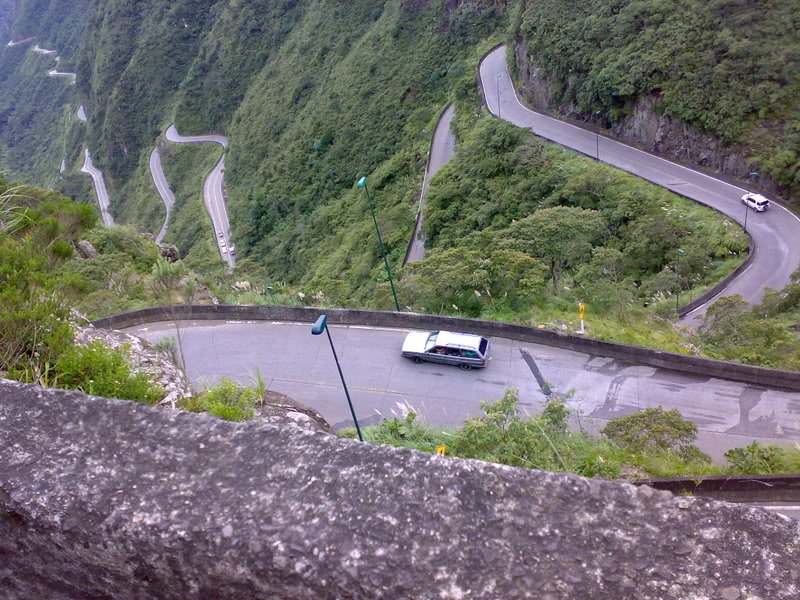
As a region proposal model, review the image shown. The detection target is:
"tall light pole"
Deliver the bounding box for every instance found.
[356,176,401,311]
[496,74,502,118]
[743,170,759,232]
[311,315,363,441]
[675,248,686,313]
[594,110,602,160]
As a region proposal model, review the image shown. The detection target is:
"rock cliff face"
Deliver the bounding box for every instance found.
[513,41,777,196]
[1,379,798,599]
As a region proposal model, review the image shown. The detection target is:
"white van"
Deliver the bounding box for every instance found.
[741,193,770,212]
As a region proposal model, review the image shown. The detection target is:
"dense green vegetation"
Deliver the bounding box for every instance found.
[698,282,800,369]
[0,180,163,401]
[342,389,800,478]
[516,0,800,200]
[404,116,748,322]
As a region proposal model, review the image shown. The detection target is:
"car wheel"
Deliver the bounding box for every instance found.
[458,363,472,371]
[410,356,423,364]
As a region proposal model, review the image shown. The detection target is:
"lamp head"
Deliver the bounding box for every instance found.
[311,314,328,335]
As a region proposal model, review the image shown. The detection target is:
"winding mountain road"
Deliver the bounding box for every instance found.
[149,148,174,244]
[80,148,114,227]
[405,104,456,264]
[5,37,34,47]
[480,45,800,321]
[33,44,55,55]
[46,68,75,84]
[163,125,233,266]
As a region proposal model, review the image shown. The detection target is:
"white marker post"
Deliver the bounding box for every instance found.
[578,302,586,334]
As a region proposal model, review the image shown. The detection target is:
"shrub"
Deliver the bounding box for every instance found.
[181,377,258,422]
[601,407,709,462]
[725,442,793,474]
[153,336,179,366]
[54,341,162,404]
[362,412,446,452]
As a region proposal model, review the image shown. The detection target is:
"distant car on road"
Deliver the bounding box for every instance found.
[217,230,224,238]
[401,330,490,370]
[741,193,770,212]
[229,243,236,254]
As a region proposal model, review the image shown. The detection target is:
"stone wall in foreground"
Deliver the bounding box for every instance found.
[1,379,798,599]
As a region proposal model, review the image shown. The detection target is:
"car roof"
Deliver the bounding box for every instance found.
[745,193,770,203]
[435,331,485,349]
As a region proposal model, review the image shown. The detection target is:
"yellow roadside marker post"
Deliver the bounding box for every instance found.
[578,302,586,334]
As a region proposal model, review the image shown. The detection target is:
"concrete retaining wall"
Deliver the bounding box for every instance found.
[2,379,799,599]
[93,304,800,391]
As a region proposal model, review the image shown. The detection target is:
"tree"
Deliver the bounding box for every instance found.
[504,206,606,292]
[601,407,707,461]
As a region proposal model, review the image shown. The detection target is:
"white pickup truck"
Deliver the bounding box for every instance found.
[741,193,770,212]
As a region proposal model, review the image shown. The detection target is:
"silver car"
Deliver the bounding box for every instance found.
[401,330,490,370]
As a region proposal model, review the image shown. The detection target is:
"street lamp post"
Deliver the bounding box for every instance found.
[594,111,602,160]
[743,170,759,232]
[311,315,363,441]
[356,176,401,311]
[675,248,686,313]
[496,74,502,118]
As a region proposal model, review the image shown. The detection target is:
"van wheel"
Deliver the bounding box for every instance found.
[458,363,472,371]
[411,356,423,364]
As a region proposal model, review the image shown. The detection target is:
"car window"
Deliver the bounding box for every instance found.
[424,332,438,351]
[462,350,478,359]
[429,346,450,355]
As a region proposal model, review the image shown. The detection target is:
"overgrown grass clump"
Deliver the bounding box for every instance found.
[52,341,163,404]
[179,377,260,422]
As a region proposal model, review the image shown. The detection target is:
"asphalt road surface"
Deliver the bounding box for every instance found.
[80,148,114,226]
[480,46,800,322]
[76,104,87,122]
[405,104,456,264]
[164,125,233,267]
[46,68,76,84]
[128,319,800,462]
[6,37,34,47]
[149,148,175,244]
[33,45,56,55]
